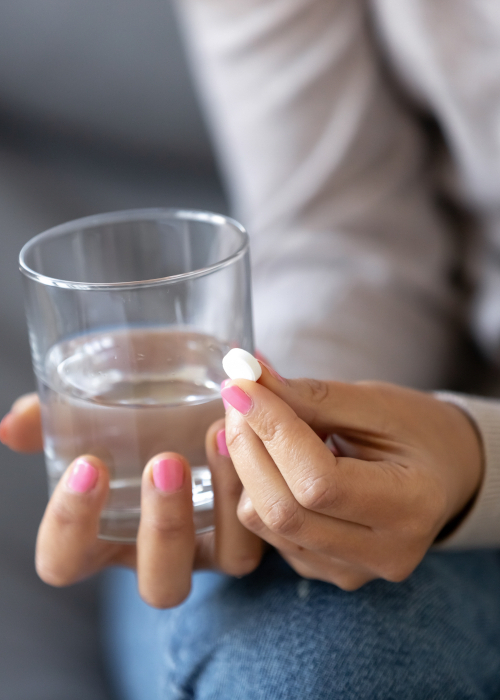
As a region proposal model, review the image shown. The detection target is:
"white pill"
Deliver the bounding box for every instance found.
[222,348,262,382]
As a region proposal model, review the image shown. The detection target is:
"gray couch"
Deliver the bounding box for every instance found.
[0,2,226,697]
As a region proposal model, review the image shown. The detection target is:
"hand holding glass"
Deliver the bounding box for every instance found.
[20,209,253,541]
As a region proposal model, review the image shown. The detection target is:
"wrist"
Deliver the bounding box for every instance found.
[433,393,485,542]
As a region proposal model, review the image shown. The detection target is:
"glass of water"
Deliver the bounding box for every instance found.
[19,209,253,542]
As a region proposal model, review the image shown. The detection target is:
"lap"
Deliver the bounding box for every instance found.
[102,550,500,700]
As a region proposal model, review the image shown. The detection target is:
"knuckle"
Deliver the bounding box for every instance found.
[237,501,264,534]
[50,497,82,530]
[142,513,188,540]
[262,496,304,537]
[381,557,418,583]
[218,475,243,503]
[295,475,339,512]
[287,561,370,591]
[306,379,332,407]
[256,410,291,446]
[224,421,247,454]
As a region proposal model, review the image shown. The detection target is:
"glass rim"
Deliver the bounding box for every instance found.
[19,208,249,291]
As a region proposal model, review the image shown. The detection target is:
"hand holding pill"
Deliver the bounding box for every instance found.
[0,356,483,596]
[219,357,483,590]
[222,348,262,382]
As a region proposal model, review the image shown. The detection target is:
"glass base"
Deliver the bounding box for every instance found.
[97,466,214,543]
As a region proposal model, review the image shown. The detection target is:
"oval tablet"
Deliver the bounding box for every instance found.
[222,348,262,382]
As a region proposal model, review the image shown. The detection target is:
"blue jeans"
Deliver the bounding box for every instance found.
[102,550,500,699]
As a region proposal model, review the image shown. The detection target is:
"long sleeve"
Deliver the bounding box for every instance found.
[174,0,462,386]
[372,0,500,367]
[173,0,500,548]
[435,393,500,549]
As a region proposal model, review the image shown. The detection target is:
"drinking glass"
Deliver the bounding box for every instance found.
[19,208,253,542]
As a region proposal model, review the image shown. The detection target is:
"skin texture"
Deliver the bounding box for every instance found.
[0,395,262,608]
[0,368,483,601]
[223,370,483,590]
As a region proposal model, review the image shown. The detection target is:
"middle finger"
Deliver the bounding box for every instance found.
[225,409,375,567]
[137,453,196,608]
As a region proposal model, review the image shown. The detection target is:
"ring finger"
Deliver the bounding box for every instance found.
[203,419,263,576]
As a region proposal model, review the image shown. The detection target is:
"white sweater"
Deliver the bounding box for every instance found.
[174,0,500,548]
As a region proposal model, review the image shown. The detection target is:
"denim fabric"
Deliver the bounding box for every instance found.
[102,550,500,700]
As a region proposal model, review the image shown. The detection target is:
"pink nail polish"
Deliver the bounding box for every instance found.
[216,429,230,457]
[153,458,184,493]
[220,379,231,411]
[221,385,253,415]
[67,459,98,493]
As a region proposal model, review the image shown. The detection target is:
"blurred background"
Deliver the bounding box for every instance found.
[0,2,226,697]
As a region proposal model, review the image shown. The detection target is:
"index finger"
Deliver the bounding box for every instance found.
[222,380,413,528]
[36,454,113,585]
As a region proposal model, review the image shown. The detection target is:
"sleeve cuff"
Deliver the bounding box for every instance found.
[433,392,500,549]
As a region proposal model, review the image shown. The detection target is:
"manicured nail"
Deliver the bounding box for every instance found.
[216,429,230,457]
[221,379,231,410]
[221,385,253,415]
[67,459,98,493]
[259,362,287,385]
[153,458,184,493]
[0,413,12,444]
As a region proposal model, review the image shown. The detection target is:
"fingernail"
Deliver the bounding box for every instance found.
[216,429,230,457]
[0,413,12,444]
[67,459,98,493]
[153,458,184,493]
[259,362,287,385]
[221,385,253,415]
[220,379,231,410]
